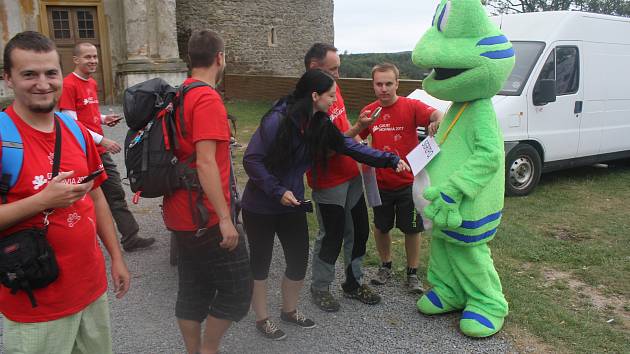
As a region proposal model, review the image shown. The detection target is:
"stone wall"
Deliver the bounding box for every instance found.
[0,0,40,106]
[224,75,423,112]
[103,0,126,78]
[176,0,334,76]
[116,0,187,98]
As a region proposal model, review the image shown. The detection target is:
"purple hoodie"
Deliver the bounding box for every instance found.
[241,99,400,215]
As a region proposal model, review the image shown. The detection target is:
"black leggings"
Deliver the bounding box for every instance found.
[242,209,309,281]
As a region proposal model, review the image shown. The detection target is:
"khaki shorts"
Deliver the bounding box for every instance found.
[3,293,112,354]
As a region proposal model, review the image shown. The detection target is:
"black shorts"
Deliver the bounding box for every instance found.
[373,186,424,234]
[174,225,252,323]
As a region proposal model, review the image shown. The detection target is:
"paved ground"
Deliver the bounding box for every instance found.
[1,107,515,353]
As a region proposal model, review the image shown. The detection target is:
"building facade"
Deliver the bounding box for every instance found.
[177,0,334,76]
[0,0,334,106]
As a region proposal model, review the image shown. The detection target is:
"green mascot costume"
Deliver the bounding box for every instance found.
[411,0,515,337]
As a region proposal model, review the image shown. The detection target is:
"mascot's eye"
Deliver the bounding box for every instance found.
[437,1,451,32]
[431,4,440,27]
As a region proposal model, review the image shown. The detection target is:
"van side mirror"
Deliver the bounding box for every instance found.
[533,79,556,106]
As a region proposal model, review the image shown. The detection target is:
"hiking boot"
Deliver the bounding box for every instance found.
[256,319,287,341]
[343,284,381,305]
[122,235,156,252]
[370,266,392,286]
[280,310,316,329]
[406,274,425,294]
[310,287,340,312]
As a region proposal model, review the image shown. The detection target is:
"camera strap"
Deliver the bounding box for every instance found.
[42,118,63,227]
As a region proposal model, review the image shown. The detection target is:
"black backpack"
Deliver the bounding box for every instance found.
[123,78,208,199]
[124,78,244,231]
[123,77,178,131]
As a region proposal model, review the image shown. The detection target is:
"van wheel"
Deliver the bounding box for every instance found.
[505,144,542,196]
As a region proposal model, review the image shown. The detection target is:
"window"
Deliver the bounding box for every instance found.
[499,41,545,96]
[77,10,96,39]
[534,46,580,97]
[539,49,555,81]
[52,10,71,39]
[268,27,277,46]
[555,47,579,95]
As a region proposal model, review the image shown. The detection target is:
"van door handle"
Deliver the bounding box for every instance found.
[574,101,583,114]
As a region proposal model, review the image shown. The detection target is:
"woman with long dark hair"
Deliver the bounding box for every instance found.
[241,69,408,340]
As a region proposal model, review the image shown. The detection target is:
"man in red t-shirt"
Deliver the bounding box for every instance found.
[359,63,443,293]
[163,30,251,354]
[305,43,383,312]
[58,42,155,252]
[0,31,129,353]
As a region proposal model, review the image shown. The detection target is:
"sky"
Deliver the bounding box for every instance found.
[334,0,441,54]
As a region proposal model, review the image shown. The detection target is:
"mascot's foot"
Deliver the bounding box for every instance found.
[417,289,459,315]
[459,310,504,338]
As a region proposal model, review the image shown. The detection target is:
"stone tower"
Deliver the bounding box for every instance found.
[176,0,335,76]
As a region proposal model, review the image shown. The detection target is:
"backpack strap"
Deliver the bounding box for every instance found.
[55,112,87,155]
[172,81,222,234]
[0,112,23,203]
[177,81,212,138]
[228,148,241,226]
[0,112,87,204]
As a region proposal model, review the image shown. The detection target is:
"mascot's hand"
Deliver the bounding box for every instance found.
[423,186,463,229]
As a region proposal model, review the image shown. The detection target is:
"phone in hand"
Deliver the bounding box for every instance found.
[370,106,383,119]
[298,199,313,213]
[106,116,124,126]
[80,169,104,184]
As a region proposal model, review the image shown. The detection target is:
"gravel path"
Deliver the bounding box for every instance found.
[1,107,514,353]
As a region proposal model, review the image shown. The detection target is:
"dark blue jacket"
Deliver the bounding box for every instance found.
[241,99,400,214]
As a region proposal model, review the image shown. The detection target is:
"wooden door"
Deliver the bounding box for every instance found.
[47,6,105,102]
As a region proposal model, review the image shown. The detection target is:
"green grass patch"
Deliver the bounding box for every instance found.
[226,99,630,353]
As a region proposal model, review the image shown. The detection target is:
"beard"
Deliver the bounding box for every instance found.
[215,65,225,86]
[29,97,57,113]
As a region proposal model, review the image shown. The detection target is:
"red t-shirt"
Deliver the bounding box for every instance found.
[0,106,108,323]
[58,73,106,154]
[306,86,360,189]
[162,78,231,231]
[360,97,435,191]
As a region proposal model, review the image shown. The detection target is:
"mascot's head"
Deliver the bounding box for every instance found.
[412,0,515,102]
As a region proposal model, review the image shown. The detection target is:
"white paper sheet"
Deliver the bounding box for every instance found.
[406,136,440,176]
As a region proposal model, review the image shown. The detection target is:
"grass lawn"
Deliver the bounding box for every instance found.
[226,99,630,353]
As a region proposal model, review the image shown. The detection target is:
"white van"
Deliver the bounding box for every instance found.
[410,11,630,196]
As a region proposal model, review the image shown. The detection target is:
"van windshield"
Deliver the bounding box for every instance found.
[498,41,545,96]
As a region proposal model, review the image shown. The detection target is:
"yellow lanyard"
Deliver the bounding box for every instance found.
[439,102,469,145]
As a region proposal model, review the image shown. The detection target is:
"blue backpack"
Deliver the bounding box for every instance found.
[0,112,86,203]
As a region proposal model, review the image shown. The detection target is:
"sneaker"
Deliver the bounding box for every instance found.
[406,274,425,294]
[310,288,340,312]
[256,319,287,341]
[370,266,392,286]
[280,310,316,329]
[122,235,156,252]
[343,284,381,305]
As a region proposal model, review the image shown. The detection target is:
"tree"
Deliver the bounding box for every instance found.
[339,52,431,80]
[581,0,630,16]
[484,0,630,16]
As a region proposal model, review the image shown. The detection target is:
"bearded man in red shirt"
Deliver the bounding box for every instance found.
[0,31,130,354]
[306,43,386,311]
